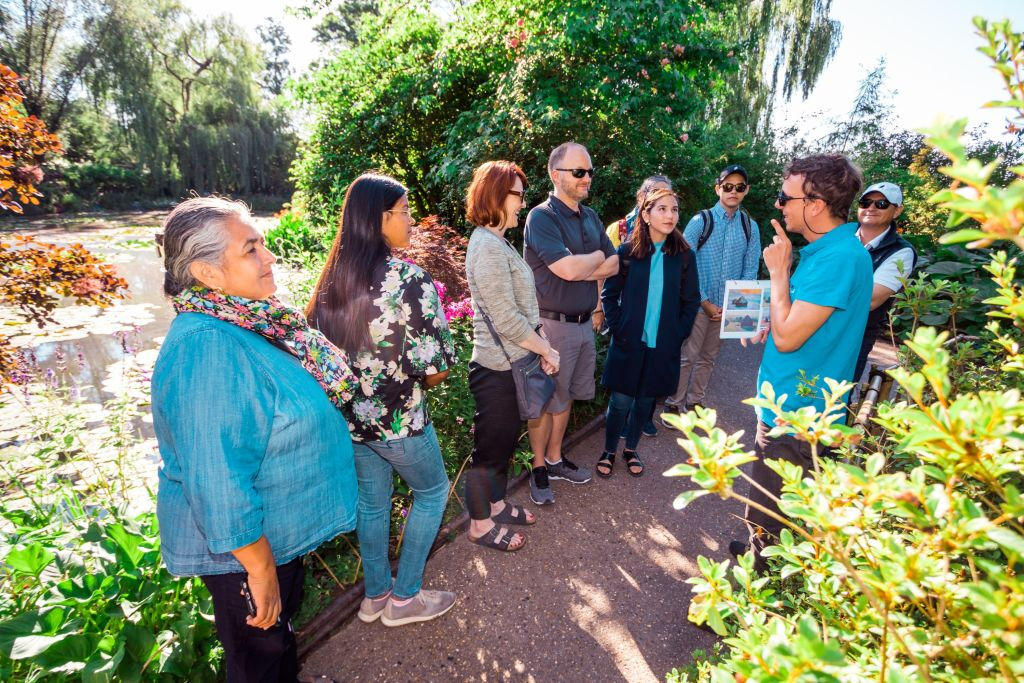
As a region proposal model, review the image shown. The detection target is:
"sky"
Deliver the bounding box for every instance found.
[184,0,1024,139]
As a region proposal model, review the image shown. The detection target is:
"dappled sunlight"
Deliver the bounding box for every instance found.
[567,577,659,683]
[615,563,643,592]
[472,556,488,578]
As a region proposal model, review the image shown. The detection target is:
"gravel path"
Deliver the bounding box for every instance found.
[301,341,765,682]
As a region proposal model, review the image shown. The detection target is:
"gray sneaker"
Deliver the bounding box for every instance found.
[380,589,457,627]
[530,467,555,505]
[546,457,592,484]
[357,591,391,623]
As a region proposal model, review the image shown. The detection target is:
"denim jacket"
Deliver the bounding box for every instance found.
[152,313,357,576]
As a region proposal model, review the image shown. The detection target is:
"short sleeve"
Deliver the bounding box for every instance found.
[155,330,271,554]
[400,271,457,378]
[681,214,703,250]
[597,218,616,257]
[794,252,856,311]
[873,247,915,292]
[525,210,572,266]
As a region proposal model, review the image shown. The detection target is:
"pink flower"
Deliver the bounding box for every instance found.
[517,19,524,28]
[507,37,519,49]
[681,133,689,142]
[665,106,672,113]
[519,31,526,41]
[673,44,684,56]
[660,57,670,66]
[641,68,649,79]
[726,50,734,58]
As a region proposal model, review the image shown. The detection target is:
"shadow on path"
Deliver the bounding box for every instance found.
[302,342,765,682]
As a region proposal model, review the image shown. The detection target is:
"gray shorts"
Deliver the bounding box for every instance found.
[542,318,597,414]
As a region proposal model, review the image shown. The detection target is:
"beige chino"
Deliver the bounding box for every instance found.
[666,308,722,407]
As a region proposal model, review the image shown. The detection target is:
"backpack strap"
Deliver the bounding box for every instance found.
[696,209,714,250]
[740,211,752,243]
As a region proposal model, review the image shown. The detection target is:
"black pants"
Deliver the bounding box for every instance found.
[201,557,304,683]
[466,362,522,520]
[742,422,830,574]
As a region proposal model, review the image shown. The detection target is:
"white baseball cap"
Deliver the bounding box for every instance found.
[861,182,903,206]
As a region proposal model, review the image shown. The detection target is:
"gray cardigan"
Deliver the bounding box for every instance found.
[466,227,541,371]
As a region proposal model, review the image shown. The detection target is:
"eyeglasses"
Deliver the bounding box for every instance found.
[555,168,595,178]
[858,198,895,210]
[508,190,525,198]
[385,208,413,217]
[777,190,818,206]
[719,182,748,193]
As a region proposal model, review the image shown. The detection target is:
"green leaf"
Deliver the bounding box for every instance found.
[5,543,55,575]
[987,526,1024,556]
[0,608,68,658]
[925,260,976,277]
[107,524,144,568]
[672,489,711,510]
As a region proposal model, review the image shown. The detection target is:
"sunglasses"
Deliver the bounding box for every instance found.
[719,182,748,193]
[508,190,525,198]
[777,190,818,206]
[556,167,595,178]
[858,198,895,210]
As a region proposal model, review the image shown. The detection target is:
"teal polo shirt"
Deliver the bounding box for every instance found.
[755,222,873,423]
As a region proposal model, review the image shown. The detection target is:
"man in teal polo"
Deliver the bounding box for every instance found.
[730,154,873,572]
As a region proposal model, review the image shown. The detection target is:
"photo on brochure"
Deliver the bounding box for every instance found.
[720,280,770,339]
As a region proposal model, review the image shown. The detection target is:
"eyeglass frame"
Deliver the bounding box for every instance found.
[858,198,896,210]
[555,167,595,178]
[776,190,819,206]
[719,182,749,193]
[385,208,414,217]
[507,190,526,198]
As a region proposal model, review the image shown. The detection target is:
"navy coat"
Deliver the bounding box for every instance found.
[601,242,700,397]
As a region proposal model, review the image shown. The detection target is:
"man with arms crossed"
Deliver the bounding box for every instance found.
[524,142,618,505]
[661,164,761,426]
[730,154,873,573]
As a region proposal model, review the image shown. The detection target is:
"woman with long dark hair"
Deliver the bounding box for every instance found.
[598,188,700,477]
[306,173,458,627]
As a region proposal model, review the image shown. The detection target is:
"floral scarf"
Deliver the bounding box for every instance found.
[173,286,354,408]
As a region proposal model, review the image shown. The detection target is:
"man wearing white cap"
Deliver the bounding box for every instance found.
[855,181,917,380]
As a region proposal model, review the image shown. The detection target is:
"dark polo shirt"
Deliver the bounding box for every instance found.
[524,193,615,315]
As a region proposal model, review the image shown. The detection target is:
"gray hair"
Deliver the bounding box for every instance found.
[635,175,672,207]
[158,196,250,296]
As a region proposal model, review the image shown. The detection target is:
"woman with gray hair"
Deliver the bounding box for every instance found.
[151,196,358,682]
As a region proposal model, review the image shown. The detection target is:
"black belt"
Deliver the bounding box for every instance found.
[539,309,592,324]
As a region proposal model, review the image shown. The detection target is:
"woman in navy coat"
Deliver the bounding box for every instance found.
[598,188,700,477]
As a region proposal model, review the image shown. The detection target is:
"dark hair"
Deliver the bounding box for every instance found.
[159,196,248,296]
[547,141,587,174]
[305,173,408,354]
[629,188,687,258]
[465,160,528,227]
[784,154,863,220]
[635,175,672,209]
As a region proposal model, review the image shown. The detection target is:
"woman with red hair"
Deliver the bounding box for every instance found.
[463,161,560,552]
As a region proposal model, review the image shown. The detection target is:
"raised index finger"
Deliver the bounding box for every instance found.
[770,219,790,242]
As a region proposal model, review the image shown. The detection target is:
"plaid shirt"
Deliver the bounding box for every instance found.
[682,201,761,307]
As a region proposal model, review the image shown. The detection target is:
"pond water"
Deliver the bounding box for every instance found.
[0,212,295,508]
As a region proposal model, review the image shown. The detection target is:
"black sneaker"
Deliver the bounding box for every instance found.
[546,457,592,484]
[530,466,554,505]
[660,404,683,430]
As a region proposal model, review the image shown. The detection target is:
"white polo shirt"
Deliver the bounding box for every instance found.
[858,226,915,292]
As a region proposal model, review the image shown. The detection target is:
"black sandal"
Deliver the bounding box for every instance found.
[468,525,525,552]
[596,451,615,478]
[491,503,536,526]
[622,450,644,477]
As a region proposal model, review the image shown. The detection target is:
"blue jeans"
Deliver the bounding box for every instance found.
[604,392,656,453]
[352,423,449,600]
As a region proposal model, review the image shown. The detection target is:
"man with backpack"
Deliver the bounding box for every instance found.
[661,164,761,427]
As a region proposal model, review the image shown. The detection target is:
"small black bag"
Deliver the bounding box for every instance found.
[477,305,555,420]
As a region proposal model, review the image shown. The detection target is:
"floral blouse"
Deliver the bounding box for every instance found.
[343,258,456,443]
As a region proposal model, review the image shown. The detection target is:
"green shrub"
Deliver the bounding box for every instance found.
[664,17,1024,682]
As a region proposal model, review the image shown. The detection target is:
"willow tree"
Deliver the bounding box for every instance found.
[723,0,843,135]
